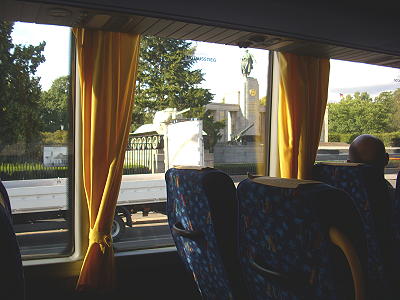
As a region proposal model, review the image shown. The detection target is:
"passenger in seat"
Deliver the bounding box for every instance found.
[348,134,394,193]
[347,135,398,299]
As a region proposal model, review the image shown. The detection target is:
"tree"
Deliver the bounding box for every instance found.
[41,130,68,145]
[328,91,395,135]
[0,21,45,151]
[40,75,70,132]
[200,109,225,152]
[133,36,214,129]
[393,89,400,130]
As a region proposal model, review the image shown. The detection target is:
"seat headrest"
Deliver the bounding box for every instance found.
[173,165,214,171]
[250,176,321,189]
[318,162,364,167]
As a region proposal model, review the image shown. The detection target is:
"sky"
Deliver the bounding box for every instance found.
[11,22,400,102]
[11,22,71,91]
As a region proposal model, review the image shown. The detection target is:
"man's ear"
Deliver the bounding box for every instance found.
[384,153,389,166]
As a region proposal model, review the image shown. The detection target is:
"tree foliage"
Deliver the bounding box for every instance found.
[133,36,214,129]
[41,130,68,145]
[390,89,400,129]
[201,110,225,152]
[0,21,45,151]
[328,91,399,135]
[40,75,70,132]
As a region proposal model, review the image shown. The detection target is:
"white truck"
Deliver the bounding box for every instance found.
[3,173,167,240]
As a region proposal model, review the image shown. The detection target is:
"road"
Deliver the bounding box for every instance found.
[15,213,174,256]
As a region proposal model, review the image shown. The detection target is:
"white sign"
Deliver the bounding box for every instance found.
[166,120,204,168]
[43,146,68,167]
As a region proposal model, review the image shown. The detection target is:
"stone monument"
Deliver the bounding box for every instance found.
[238,50,259,139]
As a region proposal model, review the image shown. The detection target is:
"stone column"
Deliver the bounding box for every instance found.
[239,77,259,136]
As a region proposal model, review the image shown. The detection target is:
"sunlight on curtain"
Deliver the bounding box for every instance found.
[278,52,329,179]
[73,28,140,291]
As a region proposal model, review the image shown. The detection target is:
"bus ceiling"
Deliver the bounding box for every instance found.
[1,0,400,68]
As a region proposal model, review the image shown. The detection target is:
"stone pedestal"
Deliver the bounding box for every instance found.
[238,77,259,136]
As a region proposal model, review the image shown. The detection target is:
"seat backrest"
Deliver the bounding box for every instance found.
[313,162,395,299]
[237,176,368,300]
[0,180,12,220]
[165,166,245,299]
[395,170,400,221]
[0,182,25,300]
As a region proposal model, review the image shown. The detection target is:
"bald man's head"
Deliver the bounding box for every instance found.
[348,134,389,171]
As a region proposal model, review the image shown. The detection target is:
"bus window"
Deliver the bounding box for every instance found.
[112,37,270,252]
[0,21,73,258]
[1,25,271,255]
[317,59,400,187]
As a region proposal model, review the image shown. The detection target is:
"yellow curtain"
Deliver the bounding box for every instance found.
[278,52,329,179]
[73,28,140,291]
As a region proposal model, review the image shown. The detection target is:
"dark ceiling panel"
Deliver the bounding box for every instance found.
[129,16,159,34]
[0,0,399,69]
[386,61,400,68]
[183,25,215,41]
[20,2,40,23]
[142,18,174,36]
[365,55,400,67]
[200,28,233,43]
[156,21,187,38]
[119,15,145,32]
[277,41,311,53]
[210,29,241,44]
[102,15,132,32]
[326,47,358,58]
[222,31,253,45]
[36,4,75,26]
[2,0,24,21]
[333,50,365,60]
[170,23,202,40]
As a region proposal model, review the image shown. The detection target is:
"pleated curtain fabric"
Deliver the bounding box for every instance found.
[278,52,330,179]
[73,28,140,291]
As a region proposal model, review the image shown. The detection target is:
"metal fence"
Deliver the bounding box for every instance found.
[0,137,164,181]
[0,143,67,180]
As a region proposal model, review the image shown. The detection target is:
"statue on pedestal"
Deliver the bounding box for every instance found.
[241,50,254,77]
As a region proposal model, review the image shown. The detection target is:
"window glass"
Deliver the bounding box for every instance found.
[1,26,270,254]
[317,59,400,187]
[0,22,72,258]
[113,37,270,251]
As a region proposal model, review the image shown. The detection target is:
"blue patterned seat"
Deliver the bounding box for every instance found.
[0,181,25,300]
[237,176,368,300]
[313,162,397,299]
[395,170,400,222]
[166,167,246,299]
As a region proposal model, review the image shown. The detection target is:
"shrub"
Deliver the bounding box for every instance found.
[123,165,151,175]
[328,132,400,146]
[41,130,68,145]
[391,137,400,147]
[328,133,340,142]
[0,163,68,180]
[0,162,151,180]
[372,132,400,147]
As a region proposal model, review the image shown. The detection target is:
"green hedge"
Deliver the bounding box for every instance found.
[328,132,400,147]
[0,163,68,181]
[0,163,151,181]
